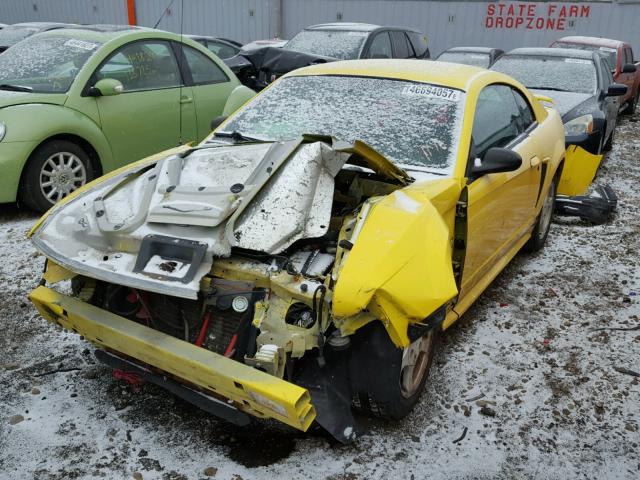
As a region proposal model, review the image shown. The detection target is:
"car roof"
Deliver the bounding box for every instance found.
[306,22,380,32]
[9,22,73,30]
[185,34,230,42]
[443,47,497,54]
[506,47,594,60]
[286,59,497,91]
[554,36,624,49]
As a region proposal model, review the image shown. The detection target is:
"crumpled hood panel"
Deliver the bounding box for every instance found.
[31,140,349,299]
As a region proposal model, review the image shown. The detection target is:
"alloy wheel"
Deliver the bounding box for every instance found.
[400,331,434,398]
[39,151,87,204]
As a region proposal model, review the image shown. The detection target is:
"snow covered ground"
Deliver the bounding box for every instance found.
[1,113,639,480]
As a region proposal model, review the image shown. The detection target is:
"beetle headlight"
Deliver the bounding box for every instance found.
[564,114,593,136]
[0,122,6,142]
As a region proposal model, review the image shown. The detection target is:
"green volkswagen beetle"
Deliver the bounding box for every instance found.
[0,25,253,212]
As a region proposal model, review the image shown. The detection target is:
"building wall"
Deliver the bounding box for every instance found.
[134,0,274,42]
[0,0,129,25]
[1,1,639,54]
[282,0,640,55]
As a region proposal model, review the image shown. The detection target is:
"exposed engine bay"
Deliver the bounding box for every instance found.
[70,161,401,374]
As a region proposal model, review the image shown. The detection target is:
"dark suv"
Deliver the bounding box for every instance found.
[283,22,430,60]
[232,23,430,90]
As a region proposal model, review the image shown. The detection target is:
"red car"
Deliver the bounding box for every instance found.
[551,36,640,114]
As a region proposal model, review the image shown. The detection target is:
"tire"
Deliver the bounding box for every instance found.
[624,91,638,115]
[523,173,557,253]
[349,321,437,420]
[20,140,95,213]
[603,127,614,152]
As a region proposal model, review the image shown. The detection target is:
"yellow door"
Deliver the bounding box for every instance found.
[460,85,542,298]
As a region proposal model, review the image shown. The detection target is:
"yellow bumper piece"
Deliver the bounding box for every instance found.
[29,286,315,431]
[558,145,604,196]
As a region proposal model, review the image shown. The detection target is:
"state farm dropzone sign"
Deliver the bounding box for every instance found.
[485,2,591,30]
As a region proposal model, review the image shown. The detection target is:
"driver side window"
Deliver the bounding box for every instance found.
[95,41,182,92]
[472,85,522,159]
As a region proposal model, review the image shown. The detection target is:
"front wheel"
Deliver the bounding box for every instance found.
[524,174,557,252]
[603,127,614,152]
[625,91,638,115]
[349,321,437,419]
[20,140,95,213]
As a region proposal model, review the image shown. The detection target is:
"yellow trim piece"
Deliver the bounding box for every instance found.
[43,260,76,284]
[557,145,603,196]
[29,286,315,431]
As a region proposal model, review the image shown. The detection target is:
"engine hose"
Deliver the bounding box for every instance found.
[312,285,328,367]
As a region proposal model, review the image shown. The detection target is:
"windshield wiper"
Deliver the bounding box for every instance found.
[213,131,270,143]
[527,86,571,92]
[0,84,33,92]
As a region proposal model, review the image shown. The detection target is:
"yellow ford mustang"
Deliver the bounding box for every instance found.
[28,60,565,442]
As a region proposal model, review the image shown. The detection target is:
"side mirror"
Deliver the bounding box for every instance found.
[622,63,637,74]
[89,78,124,97]
[471,148,522,176]
[211,115,227,131]
[222,85,255,116]
[606,83,628,97]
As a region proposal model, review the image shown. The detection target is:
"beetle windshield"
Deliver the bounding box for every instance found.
[220,75,466,173]
[492,55,597,94]
[0,35,103,93]
[284,30,367,60]
[438,52,491,68]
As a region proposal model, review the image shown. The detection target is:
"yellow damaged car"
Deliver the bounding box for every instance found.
[28,60,565,442]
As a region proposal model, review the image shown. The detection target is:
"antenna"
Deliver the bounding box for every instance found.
[154,0,175,29]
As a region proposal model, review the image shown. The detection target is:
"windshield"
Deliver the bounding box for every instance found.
[0,26,39,47]
[492,55,597,94]
[284,30,367,60]
[554,42,617,70]
[437,51,491,68]
[0,35,103,93]
[220,75,466,173]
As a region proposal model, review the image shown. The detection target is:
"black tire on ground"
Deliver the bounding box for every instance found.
[348,321,437,420]
[523,173,558,253]
[20,140,95,213]
[624,91,638,115]
[603,127,614,152]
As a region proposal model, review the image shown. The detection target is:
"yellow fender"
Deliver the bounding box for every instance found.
[332,188,459,347]
[558,145,604,196]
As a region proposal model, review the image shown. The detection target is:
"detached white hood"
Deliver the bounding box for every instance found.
[32,140,349,299]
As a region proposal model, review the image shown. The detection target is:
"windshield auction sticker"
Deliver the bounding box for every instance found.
[402,85,460,101]
[564,58,592,64]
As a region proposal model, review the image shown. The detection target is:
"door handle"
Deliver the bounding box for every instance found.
[180,96,193,104]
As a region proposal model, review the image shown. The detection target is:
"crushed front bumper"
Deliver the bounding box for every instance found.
[29,286,316,431]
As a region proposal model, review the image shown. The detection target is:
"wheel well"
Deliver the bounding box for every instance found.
[20,134,103,187]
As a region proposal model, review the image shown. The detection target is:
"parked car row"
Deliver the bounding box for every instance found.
[1,17,635,445]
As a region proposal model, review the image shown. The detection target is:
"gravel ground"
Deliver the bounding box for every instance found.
[1,112,639,480]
